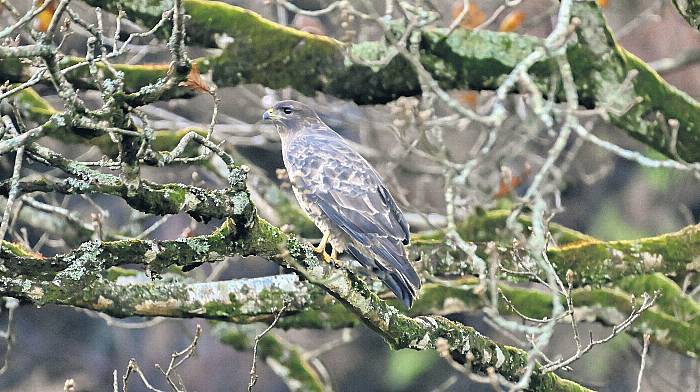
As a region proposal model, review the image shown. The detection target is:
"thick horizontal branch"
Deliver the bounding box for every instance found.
[414,275,700,357]
[77,0,700,162]
[417,210,700,288]
[1,266,331,326]
[3,234,696,357]
[0,241,354,328]
[549,223,700,286]
[4,3,698,161]
[0,220,243,281]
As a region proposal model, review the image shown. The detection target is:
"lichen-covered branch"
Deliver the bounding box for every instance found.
[416,209,700,289]
[570,2,700,163]
[75,0,700,162]
[5,3,700,162]
[236,218,590,391]
[3,232,697,357]
[0,215,588,390]
[1,267,324,324]
[415,276,700,357]
[548,223,700,286]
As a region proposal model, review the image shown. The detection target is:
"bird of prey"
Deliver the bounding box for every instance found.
[262,100,421,308]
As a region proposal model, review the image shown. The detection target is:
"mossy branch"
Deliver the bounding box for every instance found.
[416,209,700,289]
[2,231,697,358]
[0,142,250,222]
[5,2,699,161]
[71,0,700,163]
[0,266,328,324]
[232,218,590,392]
[413,275,700,357]
[0,215,589,390]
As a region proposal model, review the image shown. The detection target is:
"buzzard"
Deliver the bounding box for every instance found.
[263,100,421,308]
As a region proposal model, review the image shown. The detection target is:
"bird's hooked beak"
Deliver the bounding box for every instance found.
[262,108,278,122]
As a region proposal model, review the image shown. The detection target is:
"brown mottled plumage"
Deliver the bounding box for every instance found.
[262,100,421,308]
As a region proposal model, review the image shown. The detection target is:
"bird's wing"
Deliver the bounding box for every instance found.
[286,130,420,306]
[287,131,408,244]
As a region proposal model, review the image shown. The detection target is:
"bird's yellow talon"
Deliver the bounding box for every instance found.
[322,251,333,263]
[322,247,338,264]
[313,231,330,254]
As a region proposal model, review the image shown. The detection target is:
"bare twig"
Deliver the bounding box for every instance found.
[154,325,202,392]
[248,303,288,392]
[543,292,659,373]
[636,333,651,392]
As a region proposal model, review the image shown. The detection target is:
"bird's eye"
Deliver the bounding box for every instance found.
[282,107,293,114]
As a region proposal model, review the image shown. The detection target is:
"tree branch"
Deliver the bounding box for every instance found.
[73,0,700,162]
[417,210,700,288]
[0,213,590,390]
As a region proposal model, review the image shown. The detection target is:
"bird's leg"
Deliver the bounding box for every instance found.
[323,247,338,263]
[313,231,330,254]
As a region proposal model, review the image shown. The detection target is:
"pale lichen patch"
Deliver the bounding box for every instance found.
[135,299,179,316]
[95,295,114,309]
[687,256,700,271]
[143,242,160,264]
[413,333,432,350]
[483,349,492,364]
[640,252,663,271]
[494,347,505,368]
[461,337,471,354]
[28,286,44,300]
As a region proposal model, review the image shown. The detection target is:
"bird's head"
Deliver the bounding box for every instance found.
[262,100,322,132]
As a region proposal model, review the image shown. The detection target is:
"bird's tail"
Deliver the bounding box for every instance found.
[380,269,420,309]
[347,245,421,308]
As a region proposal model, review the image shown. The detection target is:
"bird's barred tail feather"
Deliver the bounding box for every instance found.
[347,244,421,308]
[382,270,420,309]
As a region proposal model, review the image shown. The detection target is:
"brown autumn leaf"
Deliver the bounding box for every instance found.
[455,90,479,109]
[450,2,487,30]
[498,10,526,32]
[494,163,532,198]
[179,63,210,93]
[292,15,327,36]
[35,0,57,32]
